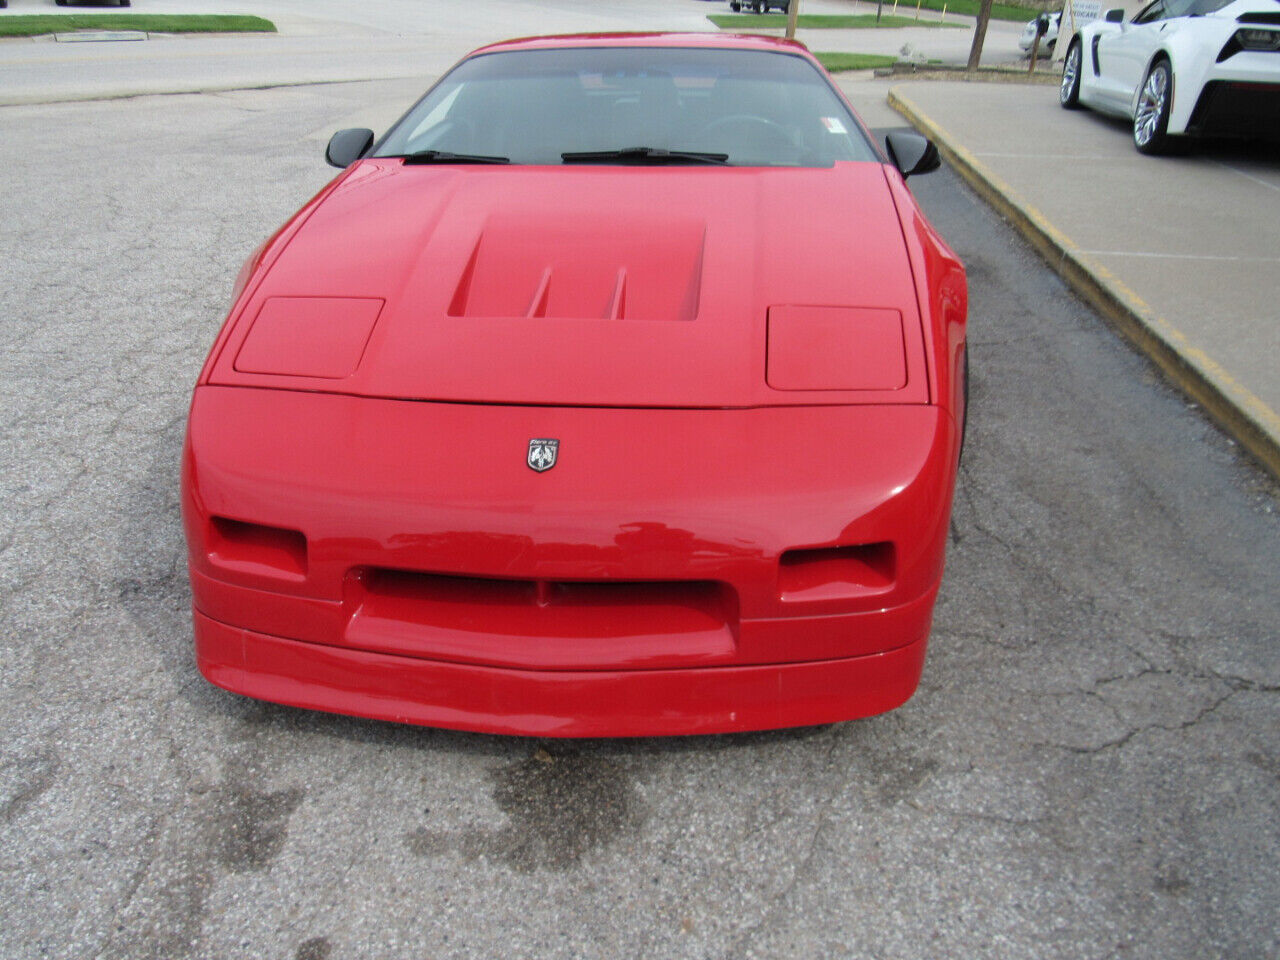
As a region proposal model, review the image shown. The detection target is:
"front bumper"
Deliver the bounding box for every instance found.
[195,608,929,737]
[1170,47,1280,136]
[184,386,956,734]
[1185,79,1280,139]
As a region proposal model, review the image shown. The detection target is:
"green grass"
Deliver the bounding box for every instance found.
[911,0,1036,21]
[0,15,277,37]
[709,13,960,28]
[709,1,1034,28]
[814,51,898,71]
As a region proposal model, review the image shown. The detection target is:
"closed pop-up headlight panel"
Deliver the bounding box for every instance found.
[767,305,908,392]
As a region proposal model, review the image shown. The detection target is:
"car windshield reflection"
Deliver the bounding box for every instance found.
[374,47,877,168]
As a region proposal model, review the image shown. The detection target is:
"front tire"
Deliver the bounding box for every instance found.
[1134,58,1176,155]
[1060,40,1082,109]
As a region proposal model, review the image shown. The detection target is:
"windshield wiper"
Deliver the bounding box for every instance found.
[561,146,730,165]
[401,150,510,165]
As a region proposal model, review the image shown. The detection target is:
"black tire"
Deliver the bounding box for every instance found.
[1134,58,1177,155]
[752,1,764,13]
[1060,40,1082,109]
[730,1,741,10]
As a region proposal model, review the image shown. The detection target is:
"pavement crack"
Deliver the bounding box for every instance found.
[1034,688,1243,755]
[724,728,845,958]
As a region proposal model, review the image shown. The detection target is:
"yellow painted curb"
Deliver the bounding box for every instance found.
[888,86,1280,483]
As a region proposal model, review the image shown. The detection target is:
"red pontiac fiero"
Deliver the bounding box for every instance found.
[182,33,967,737]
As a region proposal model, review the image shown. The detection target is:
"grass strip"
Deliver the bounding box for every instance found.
[711,13,962,28]
[909,0,1034,20]
[815,51,898,71]
[0,15,277,37]
[710,1,1031,27]
[710,13,961,28]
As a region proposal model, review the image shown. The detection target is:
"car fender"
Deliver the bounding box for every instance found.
[1128,44,1178,122]
[1074,21,1122,105]
[1143,20,1238,133]
[196,164,362,385]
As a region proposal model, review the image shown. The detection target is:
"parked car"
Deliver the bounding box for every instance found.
[183,32,965,737]
[1060,0,1280,153]
[729,1,792,12]
[1020,11,1062,56]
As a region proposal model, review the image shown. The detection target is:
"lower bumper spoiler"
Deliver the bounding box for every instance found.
[195,608,929,738]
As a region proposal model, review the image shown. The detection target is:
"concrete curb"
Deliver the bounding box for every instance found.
[888,85,1280,483]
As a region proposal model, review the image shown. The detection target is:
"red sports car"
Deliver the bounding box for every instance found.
[182,33,967,737]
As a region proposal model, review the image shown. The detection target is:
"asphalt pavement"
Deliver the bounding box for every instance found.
[1,73,1277,960]
[0,0,1030,104]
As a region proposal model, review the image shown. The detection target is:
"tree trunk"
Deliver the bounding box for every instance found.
[786,0,801,38]
[967,0,995,71]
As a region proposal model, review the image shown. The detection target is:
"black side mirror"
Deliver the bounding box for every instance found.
[326,128,375,168]
[884,131,941,179]
[1105,8,1125,22]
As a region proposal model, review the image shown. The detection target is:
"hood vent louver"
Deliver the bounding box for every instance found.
[445,214,704,322]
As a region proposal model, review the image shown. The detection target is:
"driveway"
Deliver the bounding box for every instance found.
[1,74,1276,959]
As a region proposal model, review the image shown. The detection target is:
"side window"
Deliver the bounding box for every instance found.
[1132,1,1167,24]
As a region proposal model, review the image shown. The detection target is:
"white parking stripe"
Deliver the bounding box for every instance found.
[1209,160,1280,194]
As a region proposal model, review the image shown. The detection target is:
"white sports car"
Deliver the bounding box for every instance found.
[1059,0,1280,153]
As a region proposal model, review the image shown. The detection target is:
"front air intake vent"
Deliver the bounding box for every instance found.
[779,543,896,602]
[343,569,739,669]
[207,517,308,580]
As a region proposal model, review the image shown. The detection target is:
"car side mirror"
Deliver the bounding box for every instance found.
[884,131,941,179]
[326,128,375,168]
[1104,8,1125,22]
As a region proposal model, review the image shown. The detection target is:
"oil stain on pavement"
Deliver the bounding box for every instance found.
[405,746,643,872]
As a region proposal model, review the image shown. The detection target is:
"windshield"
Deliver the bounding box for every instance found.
[374,46,879,167]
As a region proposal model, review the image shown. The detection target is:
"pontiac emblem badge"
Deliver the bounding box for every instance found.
[527,438,559,472]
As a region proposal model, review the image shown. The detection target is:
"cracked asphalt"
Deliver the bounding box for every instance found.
[1,78,1277,960]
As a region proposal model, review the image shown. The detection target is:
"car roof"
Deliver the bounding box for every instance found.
[471,32,812,58]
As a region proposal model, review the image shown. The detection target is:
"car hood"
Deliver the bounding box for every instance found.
[209,159,929,407]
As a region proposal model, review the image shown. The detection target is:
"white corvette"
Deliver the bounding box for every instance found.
[1059,0,1280,153]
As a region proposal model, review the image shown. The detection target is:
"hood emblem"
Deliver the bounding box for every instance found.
[527,438,559,473]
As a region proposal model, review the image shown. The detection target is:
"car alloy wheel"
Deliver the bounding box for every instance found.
[1134,59,1174,154]
[1060,42,1081,109]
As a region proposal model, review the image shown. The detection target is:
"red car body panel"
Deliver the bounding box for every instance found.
[182,33,966,736]
[206,163,930,408]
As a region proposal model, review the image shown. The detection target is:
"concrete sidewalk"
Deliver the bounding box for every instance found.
[887,80,1280,480]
